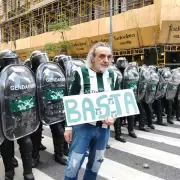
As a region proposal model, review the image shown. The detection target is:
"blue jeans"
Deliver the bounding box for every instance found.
[64,123,110,180]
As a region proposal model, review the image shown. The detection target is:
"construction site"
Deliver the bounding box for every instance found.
[0,0,180,66]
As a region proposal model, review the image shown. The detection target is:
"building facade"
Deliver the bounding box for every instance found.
[0,0,179,66]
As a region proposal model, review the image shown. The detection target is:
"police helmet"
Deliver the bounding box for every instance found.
[116,57,128,70]
[0,49,20,71]
[30,50,49,71]
[24,58,32,69]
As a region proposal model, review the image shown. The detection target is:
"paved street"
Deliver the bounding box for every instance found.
[1,118,180,180]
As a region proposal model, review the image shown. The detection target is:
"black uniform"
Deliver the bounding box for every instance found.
[114,58,137,142]
[29,51,67,168]
[135,65,151,131]
[0,49,36,180]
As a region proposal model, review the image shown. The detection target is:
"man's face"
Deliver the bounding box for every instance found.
[92,46,112,73]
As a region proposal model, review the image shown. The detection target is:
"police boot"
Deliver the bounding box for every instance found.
[32,152,40,168]
[156,110,167,126]
[114,118,126,143]
[39,129,46,151]
[53,137,67,165]
[129,131,137,138]
[31,124,42,168]
[139,126,150,132]
[128,116,137,138]
[167,113,174,124]
[21,152,35,180]
[63,141,69,156]
[5,170,15,180]
[51,123,67,165]
[12,157,18,168]
[138,115,150,132]
[0,139,15,180]
[167,100,174,124]
[39,143,46,151]
[12,142,18,168]
[18,136,35,180]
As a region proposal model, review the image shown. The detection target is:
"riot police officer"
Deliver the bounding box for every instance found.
[142,66,159,129]
[0,49,37,180]
[135,65,151,131]
[29,51,67,168]
[153,67,171,126]
[163,68,180,124]
[114,57,137,141]
[23,59,47,152]
[53,55,76,154]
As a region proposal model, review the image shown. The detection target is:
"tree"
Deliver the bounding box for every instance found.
[43,14,72,55]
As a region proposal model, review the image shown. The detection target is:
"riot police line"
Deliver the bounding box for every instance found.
[0,49,180,180]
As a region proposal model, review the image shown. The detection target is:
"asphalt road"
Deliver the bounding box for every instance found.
[1,117,180,180]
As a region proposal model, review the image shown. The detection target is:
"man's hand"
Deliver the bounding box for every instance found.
[64,130,72,144]
[102,117,115,126]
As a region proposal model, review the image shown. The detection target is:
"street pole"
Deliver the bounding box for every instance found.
[110,0,113,50]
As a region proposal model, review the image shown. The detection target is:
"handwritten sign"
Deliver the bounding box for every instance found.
[63,89,139,126]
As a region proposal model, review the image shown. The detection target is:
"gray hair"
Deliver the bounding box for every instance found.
[86,42,112,68]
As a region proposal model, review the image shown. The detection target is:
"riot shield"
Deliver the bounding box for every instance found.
[109,65,123,89]
[0,65,39,141]
[166,69,180,100]
[123,65,139,99]
[144,69,159,104]
[155,68,172,100]
[72,60,86,68]
[36,62,66,125]
[137,65,150,102]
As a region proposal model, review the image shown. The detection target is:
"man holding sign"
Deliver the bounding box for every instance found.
[63,42,139,180]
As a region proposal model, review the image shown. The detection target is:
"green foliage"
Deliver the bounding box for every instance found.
[43,43,59,54]
[44,14,72,55]
[58,41,72,51]
[49,14,71,33]
[49,21,71,33]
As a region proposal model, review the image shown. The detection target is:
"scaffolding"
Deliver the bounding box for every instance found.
[0,0,154,44]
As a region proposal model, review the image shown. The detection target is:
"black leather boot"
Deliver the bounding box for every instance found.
[167,100,174,124]
[53,136,67,165]
[129,131,137,138]
[51,123,67,165]
[139,127,150,132]
[12,157,18,168]
[0,139,15,180]
[21,152,35,180]
[114,118,126,143]
[148,124,155,129]
[39,143,46,151]
[18,136,35,180]
[5,170,15,180]
[30,124,42,168]
[32,153,40,168]
[12,142,18,168]
[155,101,167,126]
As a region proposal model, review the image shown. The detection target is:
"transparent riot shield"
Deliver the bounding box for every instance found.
[145,69,159,104]
[137,65,150,102]
[109,65,123,89]
[123,65,139,99]
[0,65,39,141]
[36,62,66,126]
[166,69,180,100]
[155,69,172,100]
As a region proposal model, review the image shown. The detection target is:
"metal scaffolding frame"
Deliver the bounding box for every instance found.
[0,0,154,44]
